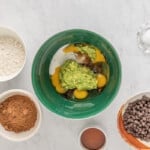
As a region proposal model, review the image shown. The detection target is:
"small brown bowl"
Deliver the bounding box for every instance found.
[78,125,107,150]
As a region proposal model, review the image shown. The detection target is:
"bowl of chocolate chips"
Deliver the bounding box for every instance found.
[0,89,41,141]
[117,92,150,149]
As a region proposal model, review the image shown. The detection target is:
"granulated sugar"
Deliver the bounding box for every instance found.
[0,36,25,76]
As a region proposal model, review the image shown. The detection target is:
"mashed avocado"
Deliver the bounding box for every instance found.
[59,60,97,90]
[76,44,96,61]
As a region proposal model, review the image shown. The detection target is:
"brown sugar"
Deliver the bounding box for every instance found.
[0,95,37,133]
[80,128,106,150]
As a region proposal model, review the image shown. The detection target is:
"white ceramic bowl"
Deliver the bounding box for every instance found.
[0,27,26,82]
[78,125,107,150]
[0,89,42,142]
[118,92,150,149]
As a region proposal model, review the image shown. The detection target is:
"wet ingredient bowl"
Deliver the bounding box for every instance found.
[0,27,26,82]
[32,29,121,119]
[0,89,41,142]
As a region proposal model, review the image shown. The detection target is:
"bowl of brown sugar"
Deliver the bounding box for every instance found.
[0,89,41,141]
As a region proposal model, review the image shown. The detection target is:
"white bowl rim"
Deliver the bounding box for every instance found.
[0,89,42,142]
[121,91,150,113]
[0,26,26,82]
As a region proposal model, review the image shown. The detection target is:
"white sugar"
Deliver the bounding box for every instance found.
[0,36,25,76]
[142,29,150,46]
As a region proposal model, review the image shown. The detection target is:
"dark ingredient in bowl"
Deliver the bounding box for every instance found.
[75,51,92,65]
[0,95,37,133]
[123,95,150,141]
[63,89,74,99]
[80,128,106,150]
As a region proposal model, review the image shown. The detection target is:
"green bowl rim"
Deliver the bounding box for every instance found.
[32,29,122,119]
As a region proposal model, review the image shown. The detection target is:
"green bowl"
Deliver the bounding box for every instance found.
[32,29,121,119]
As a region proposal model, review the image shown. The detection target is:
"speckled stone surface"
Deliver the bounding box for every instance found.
[1,0,150,149]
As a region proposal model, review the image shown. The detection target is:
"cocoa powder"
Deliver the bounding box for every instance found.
[81,128,106,150]
[0,95,37,133]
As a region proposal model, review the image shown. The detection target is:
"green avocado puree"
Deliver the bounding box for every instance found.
[59,60,97,90]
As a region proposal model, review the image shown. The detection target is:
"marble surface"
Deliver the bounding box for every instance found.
[0,0,150,149]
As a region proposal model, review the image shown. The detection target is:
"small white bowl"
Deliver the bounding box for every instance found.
[137,22,150,54]
[0,27,26,82]
[0,89,42,142]
[78,125,107,150]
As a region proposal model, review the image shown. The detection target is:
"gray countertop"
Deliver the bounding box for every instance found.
[1,0,150,149]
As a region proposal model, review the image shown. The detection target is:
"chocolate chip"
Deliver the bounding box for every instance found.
[123,95,150,141]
